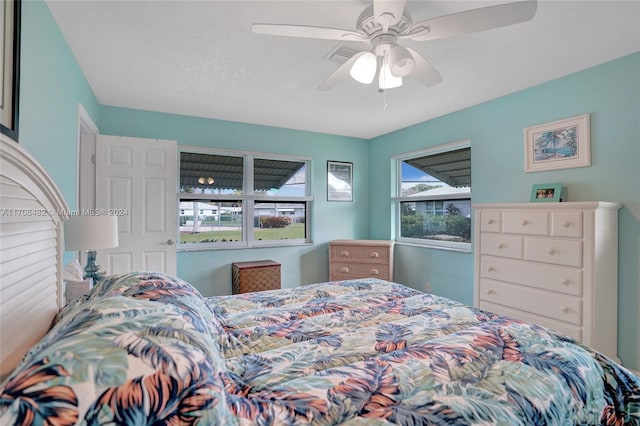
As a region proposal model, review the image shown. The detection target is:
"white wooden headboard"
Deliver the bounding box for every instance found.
[0,134,68,379]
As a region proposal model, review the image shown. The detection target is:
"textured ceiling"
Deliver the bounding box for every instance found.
[46,1,640,139]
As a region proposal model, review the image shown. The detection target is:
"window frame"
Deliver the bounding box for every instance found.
[178,145,313,251]
[392,139,472,252]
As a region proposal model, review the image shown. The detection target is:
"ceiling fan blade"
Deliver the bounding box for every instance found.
[374,0,407,32]
[252,23,367,42]
[406,48,442,87]
[402,0,537,42]
[317,51,370,91]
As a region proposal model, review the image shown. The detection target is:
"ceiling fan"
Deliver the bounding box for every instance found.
[252,0,537,91]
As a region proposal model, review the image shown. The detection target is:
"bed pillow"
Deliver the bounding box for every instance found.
[2,292,231,424]
[90,272,203,299]
[59,272,226,340]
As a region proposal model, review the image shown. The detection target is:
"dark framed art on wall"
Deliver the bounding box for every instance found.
[1,0,21,141]
[327,161,353,202]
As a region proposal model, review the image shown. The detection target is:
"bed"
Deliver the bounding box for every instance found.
[1,134,638,425]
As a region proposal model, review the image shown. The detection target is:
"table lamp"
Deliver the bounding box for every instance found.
[64,215,119,283]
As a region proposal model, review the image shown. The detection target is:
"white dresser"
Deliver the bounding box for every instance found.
[329,240,394,281]
[473,202,621,361]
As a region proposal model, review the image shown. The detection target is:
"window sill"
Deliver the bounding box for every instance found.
[178,241,313,252]
[394,240,472,254]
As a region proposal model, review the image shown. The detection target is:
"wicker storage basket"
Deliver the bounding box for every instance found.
[232,260,281,294]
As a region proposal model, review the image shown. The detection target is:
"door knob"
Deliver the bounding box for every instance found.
[162,239,175,246]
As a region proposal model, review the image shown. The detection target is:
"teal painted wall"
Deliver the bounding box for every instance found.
[369,53,640,370]
[18,1,639,370]
[19,0,100,209]
[98,107,370,295]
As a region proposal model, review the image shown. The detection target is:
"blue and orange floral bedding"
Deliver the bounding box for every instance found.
[1,273,638,425]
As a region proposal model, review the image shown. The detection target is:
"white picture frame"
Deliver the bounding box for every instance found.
[524,113,590,173]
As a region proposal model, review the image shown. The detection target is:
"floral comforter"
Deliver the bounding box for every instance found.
[1,273,638,425]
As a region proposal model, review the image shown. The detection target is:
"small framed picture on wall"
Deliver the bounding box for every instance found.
[327,161,353,202]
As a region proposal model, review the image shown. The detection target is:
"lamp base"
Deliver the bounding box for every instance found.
[83,250,104,283]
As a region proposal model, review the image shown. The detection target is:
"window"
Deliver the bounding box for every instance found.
[179,148,311,249]
[393,140,471,251]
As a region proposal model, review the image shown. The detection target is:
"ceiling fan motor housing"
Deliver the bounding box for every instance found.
[356,5,412,39]
[372,34,397,55]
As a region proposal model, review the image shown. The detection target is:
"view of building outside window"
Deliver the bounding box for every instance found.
[179,151,310,247]
[396,144,471,248]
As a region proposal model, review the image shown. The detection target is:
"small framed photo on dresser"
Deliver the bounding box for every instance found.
[530,183,562,202]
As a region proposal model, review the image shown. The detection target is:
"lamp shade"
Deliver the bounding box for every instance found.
[379,60,403,89]
[64,215,119,251]
[389,44,415,78]
[349,51,377,84]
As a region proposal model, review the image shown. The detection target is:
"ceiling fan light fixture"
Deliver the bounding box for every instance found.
[379,58,403,89]
[389,44,415,77]
[349,51,377,84]
[197,176,214,185]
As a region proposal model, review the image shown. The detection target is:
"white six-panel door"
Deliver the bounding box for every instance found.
[96,135,177,275]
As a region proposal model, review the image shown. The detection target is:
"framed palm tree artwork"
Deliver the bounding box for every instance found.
[524,113,590,172]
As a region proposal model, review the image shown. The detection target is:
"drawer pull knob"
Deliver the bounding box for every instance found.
[340,251,350,257]
[488,219,495,224]
[562,221,571,227]
[371,269,380,275]
[486,266,495,272]
[340,267,349,273]
[486,289,495,295]
[521,220,528,226]
[560,305,570,314]
[547,248,556,255]
[369,252,380,258]
[496,243,505,249]
[561,278,570,285]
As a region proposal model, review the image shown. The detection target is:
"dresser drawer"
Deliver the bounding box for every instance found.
[330,244,390,263]
[479,278,582,325]
[480,255,582,296]
[503,211,548,235]
[480,233,522,259]
[479,211,501,232]
[524,237,582,267]
[331,262,390,280]
[551,211,582,238]
[479,301,582,341]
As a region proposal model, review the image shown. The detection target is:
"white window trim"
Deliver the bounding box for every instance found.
[392,139,471,252]
[178,145,312,251]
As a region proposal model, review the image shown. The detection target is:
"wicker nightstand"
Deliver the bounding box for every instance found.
[232,260,281,294]
[329,240,394,281]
